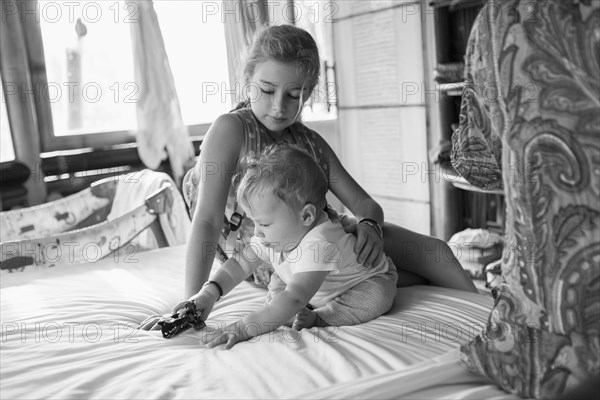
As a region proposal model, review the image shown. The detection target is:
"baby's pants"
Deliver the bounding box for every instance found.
[265,258,398,326]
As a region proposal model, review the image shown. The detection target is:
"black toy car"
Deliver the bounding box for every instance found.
[157,301,206,339]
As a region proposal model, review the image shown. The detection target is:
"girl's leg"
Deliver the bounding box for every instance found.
[383,223,477,293]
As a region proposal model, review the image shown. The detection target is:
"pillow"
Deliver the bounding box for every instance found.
[453,0,600,398]
[448,228,503,280]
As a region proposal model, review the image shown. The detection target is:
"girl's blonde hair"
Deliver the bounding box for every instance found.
[242,25,320,102]
[236,142,328,213]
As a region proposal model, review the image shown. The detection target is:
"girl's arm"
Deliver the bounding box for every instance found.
[204,270,329,349]
[139,114,245,331]
[198,242,264,300]
[314,134,383,224]
[184,244,264,320]
[184,113,245,298]
[313,134,385,267]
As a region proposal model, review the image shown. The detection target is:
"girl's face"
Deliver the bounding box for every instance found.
[248,59,307,135]
[242,191,308,254]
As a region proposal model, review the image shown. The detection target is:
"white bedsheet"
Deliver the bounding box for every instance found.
[1,245,511,399]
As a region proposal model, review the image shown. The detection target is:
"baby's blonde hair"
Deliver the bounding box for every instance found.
[237,143,328,213]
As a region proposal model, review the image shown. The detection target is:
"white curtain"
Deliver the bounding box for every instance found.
[130,0,194,186]
[222,0,270,107]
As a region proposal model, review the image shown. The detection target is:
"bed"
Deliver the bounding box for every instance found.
[0,244,515,399]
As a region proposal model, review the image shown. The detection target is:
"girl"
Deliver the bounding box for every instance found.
[141,24,475,330]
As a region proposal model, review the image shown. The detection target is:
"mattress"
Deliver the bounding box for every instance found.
[0,245,512,399]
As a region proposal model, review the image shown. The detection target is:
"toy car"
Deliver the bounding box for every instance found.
[157,301,206,339]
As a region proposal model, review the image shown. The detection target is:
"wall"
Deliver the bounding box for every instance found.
[332,1,431,234]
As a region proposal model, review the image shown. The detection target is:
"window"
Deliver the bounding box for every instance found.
[22,0,138,151]
[36,1,136,146]
[29,0,230,151]
[1,81,15,162]
[294,0,337,121]
[154,1,231,126]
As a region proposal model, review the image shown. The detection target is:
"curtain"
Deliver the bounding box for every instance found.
[0,0,46,205]
[455,0,600,397]
[222,0,269,107]
[130,0,194,186]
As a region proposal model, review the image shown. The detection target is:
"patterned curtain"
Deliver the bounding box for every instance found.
[130,0,194,187]
[453,0,600,397]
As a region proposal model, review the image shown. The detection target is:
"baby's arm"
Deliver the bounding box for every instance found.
[204,270,329,349]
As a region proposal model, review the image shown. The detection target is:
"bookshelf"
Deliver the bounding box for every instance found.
[425,0,504,238]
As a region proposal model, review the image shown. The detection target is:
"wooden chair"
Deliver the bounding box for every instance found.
[0,175,175,272]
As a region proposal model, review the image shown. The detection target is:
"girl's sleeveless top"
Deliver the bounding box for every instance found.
[182,107,330,281]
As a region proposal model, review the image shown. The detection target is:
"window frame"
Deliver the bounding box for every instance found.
[292,0,338,121]
[21,6,135,152]
[0,78,16,163]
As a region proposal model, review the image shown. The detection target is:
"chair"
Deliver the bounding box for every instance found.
[0,171,187,272]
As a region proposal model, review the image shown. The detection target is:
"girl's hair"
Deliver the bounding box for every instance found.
[236,142,328,213]
[242,25,320,102]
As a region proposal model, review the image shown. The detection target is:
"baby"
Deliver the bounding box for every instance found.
[200,143,398,348]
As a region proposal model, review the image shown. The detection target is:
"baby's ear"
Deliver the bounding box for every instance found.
[301,203,317,226]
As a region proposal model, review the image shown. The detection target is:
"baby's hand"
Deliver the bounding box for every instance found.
[202,321,248,350]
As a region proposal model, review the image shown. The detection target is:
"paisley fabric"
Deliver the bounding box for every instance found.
[452,0,600,398]
[182,107,330,286]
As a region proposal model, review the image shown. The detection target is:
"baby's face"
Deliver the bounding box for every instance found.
[243,192,306,253]
[248,59,306,135]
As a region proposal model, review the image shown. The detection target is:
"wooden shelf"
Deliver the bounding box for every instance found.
[440,163,504,195]
[430,0,486,10]
[426,0,490,238]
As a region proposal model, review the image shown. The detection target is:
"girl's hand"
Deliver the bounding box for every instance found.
[202,321,249,350]
[182,288,219,321]
[343,216,384,268]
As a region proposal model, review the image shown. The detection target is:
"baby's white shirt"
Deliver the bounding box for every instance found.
[250,219,389,307]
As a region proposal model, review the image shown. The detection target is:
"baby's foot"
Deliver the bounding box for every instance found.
[292,307,318,330]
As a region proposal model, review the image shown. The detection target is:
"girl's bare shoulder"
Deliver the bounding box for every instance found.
[201,113,245,157]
